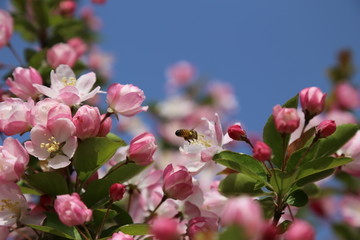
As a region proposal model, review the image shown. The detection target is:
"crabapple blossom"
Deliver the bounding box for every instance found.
[0,227,9,240]
[283,219,315,240]
[253,141,272,162]
[47,43,78,68]
[128,132,157,166]
[0,10,13,49]
[67,37,87,57]
[341,131,360,177]
[98,113,112,137]
[208,82,238,112]
[299,87,326,118]
[163,164,193,200]
[0,182,28,226]
[316,120,336,138]
[88,48,113,77]
[107,83,148,117]
[54,193,92,226]
[187,216,218,239]
[25,117,77,169]
[33,64,102,106]
[166,61,196,87]
[0,137,29,182]
[335,83,360,110]
[72,105,101,139]
[59,0,76,16]
[150,217,180,240]
[109,232,134,240]
[6,67,43,100]
[0,98,34,136]
[109,183,126,202]
[272,105,300,134]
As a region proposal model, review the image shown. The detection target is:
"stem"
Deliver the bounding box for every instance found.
[145,195,168,223]
[100,112,112,125]
[294,137,318,169]
[268,160,280,191]
[107,158,130,175]
[7,43,25,66]
[83,225,93,240]
[262,161,272,176]
[243,137,254,149]
[127,190,133,212]
[95,202,112,240]
[281,134,289,171]
[287,204,295,221]
[75,226,90,240]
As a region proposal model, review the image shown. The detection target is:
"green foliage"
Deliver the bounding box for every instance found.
[116,224,150,235]
[219,173,264,196]
[263,94,299,168]
[218,225,246,240]
[26,172,69,195]
[286,189,308,207]
[277,220,292,234]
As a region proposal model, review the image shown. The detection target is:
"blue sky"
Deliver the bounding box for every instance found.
[1,0,360,133]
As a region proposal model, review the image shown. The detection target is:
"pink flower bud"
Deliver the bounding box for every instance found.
[187,217,218,239]
[67,37,87,57]
[283,219,315,240]
[6,67,43,100]
[106,83,148,117]
[335,83,360,110]
[97,114,112,137]
[166,61,196,87]
[128,132,157,166]
[109,232,134,240]
[253,141,272,162]
[54,193,92,226]
[73,105,101,139]
[109,183,126,202]
[59,0,76,16]
[316,120,336,138]
[47,43,78,68]
[163,164,193,200]
[0,137,29,182]
[150,217,180,240]
[227,124,247,141]
[299,87,326,117]
[0,10,13,49]
[272,105,300,134]
[221,196,264,239]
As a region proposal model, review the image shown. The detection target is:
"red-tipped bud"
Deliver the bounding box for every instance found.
[316,120,336,138]
[59,0,77,16]
[109,183,126,202]
[253,141,272,162]
[272,105,300,134]
[228,124,247,141]
[300,87,326,117]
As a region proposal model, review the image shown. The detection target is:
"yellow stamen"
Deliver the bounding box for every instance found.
[61,77,77,86]
[40,137,60,153]
[191,134,212,148]
[0,199,21,214]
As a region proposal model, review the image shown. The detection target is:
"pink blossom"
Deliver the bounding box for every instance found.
[0,182,28,226]
[0,10,13,49]
[6,67,43,100]
[0,137,29,182]
[67,37,87,57]
[0,98,34,136]
[283,219,315,240]
[221,196,264,239]
[341,131,360,177]
[325,110,357,125]
[25,117,77,169]
[47,43,78,68]
[341,195,360,227]
[54,193,92,226]
[128,132,157,166]
[272,105,300,134]
[88,48,113,77]
[316,120,336,138]
[163,164,193,200]
[97,114,112,137]
[73,105,101,139]
[108,232,134,240]
[80,7,102,30]
[299,87,326,117]
[253,141,272,162]
[59,0,76,16]
[109,183,126,202]
[166,61,196,88]
[33,65,102,106]
[187,216,218,239]
[335,83,360,110]
[208,82,238,112]
[227,124,247,141]
[150,217,180,240]
[107,83,148,117]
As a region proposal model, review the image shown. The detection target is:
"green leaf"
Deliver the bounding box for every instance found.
[263,94,299,168]
[117,224,150,235]
[219,173,264,197]
[294,169,334,187]
[26,172,68,195]
[301,183,320,197]
[29,50,46,68]
[296,157,352,181]
[82,163,146,207]
[93,209,118,226]
[333,223,359,240]
[277,220,292,234]
[287,189,308,207]
[73,137,126,182]
[27,224,76,239]
[19,186,41,195]
[269,169,296,193]
[13,15,38,42]
[110,203,133,226]
[219,225,246,240]
[32,0,49,28]
[214,151,269,186]
[258,197,275,219]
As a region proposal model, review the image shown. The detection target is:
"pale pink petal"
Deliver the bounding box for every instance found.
[62,136,77,158]
[48,118,75,143]
[48,155,71,169]
[80,86,102,102]
[76,72,96,94]
[33,84,58,98]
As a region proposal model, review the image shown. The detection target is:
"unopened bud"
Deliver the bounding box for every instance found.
[317,120,336,138]
[227,124,247,141]
[109,183,126,202]
[253,141,272,162]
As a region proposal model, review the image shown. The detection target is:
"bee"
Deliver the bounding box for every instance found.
[175,129,198,143]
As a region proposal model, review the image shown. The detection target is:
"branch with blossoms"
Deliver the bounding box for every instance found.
[1,1,360,240]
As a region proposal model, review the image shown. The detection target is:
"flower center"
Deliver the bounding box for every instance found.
[61,77,77,86]
[0,199,21,215]
[40,137,60,153]
[193,135,212,148]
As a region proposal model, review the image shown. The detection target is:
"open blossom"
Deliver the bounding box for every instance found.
[187,216,218,239]
[25,117,77,169]
[0,10,13,49]
[272,105,300,134]
[54,193,92,226]
[107,83,148,117]
[0,182,28,226]
[166,61,196,87]
[0,137,29,182]
[33,64,103,106]
[128,132,157,166]
[30,99,72,127]
[6,67,43,100]
[299,87,326,117]
[341,131,360,177]
[47,43,78,68]
[283,219,315,240]
[72,105,101,139]
[163,164,193,200]
[0,98,34,136]
[67,37,87,57]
